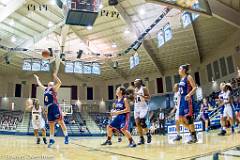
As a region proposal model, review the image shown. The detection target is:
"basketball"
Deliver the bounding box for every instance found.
[42,50,50,58]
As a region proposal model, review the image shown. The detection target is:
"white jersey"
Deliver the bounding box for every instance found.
[223,90,231,108]
[223,90,233,118]
[31,106,45,130]
[134,86,148,108]
[32,106,43,122]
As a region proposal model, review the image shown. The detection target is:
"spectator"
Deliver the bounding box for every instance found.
[158,109,165,135]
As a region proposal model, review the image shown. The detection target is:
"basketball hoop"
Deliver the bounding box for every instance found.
[60,103,73,115]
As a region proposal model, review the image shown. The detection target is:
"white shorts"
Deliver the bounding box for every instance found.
[175,108,179,121]
[32,119,45,130]
[223,105,233,118]
[134,106,148,119]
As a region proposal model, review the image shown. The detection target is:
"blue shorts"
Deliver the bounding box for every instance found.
[179,96,193,117]
[48,103,62,122]
[220,106,224,115]
[201,112,209,121]
[109,114,129,131]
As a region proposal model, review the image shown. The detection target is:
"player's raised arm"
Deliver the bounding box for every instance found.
[53,73,62,92]
[34,74,46,91]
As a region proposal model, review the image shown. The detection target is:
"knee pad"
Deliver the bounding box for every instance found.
[140,118,147,128]
[186,116,194,125]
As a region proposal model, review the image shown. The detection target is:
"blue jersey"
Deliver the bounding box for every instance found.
[114,97,126,113]
[202,104,209,113]
[44,87,58,106]
[178,76,192,96]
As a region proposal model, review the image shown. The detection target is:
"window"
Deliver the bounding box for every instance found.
[157,29,165,47]
[181,12,192,28]
[227,56,235,74]
[174,74,180,84]
[206,63,213,82]
[164,23,172,42]
[213,60,220,79]
[219,57,227,77]
[165,76,172,92]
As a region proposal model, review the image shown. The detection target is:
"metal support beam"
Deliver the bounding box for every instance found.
[0,0,26,23]
[71,27,128,79]
[208,0,240,28]
[55,25,69,74]
[145,0,211,16]
[19,21,64,48]
[115,3,166,75]
[190,22,201,63]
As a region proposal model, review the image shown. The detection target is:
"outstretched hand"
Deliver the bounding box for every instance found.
[33,74,39,79]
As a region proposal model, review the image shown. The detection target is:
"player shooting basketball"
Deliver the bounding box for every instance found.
[34,73,69,148]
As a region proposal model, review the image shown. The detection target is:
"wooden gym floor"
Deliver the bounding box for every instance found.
[0,130,240,160]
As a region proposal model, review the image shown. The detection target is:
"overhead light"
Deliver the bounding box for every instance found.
[9,19,15,26]
[133,42,142,51]
[11,36,16,43]
[48,48,53,57]
[48,21,53,27]
[113,61,118,69]
[77,50,83,59]
[139,9,145,15]
[211,77,215,83]
[112,43,117,48]
[99,4,103,9]
[86,26,93,30]
[124,29,130,34]
[50,0,56,5]
[60,53,65,61]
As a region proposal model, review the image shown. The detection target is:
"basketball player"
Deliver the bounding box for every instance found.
[34,73,69,148]
[111,103,122,142]
[170,83,182,141]
[101,86,136,147]
[218,83,235,136]
[26,99,47,144]
[178,64,198,144]
[134,79,151,145]
[217,83,226,133]
[234,97,240,133]
[200,98,210,132]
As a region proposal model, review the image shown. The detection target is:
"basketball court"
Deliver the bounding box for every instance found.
[0,131,240,160]
[0,0,240,160]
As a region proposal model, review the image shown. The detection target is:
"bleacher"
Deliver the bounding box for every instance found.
[0,110,23,132]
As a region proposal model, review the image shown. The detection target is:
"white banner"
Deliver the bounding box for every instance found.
[167,121,203,134]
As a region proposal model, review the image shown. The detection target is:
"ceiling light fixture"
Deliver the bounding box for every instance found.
[48,21,53,27]
[77,50,83,59]
[50,0,56,5]
[124,29,130,34]
[139,9,145,15]
[11,36,16,43]
[112,43,117,48]
[99,4,103,9]
[86,26,93,30]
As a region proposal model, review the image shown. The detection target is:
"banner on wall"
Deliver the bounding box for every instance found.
[167,121,203,134]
